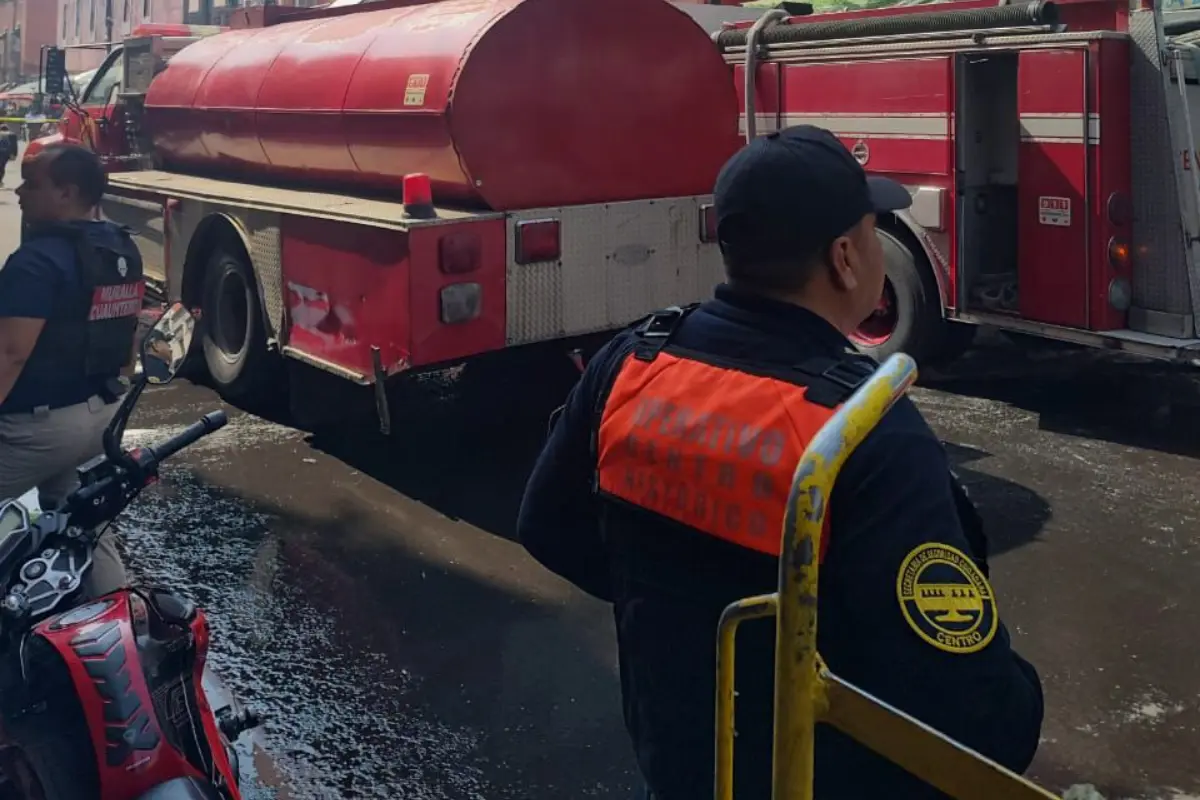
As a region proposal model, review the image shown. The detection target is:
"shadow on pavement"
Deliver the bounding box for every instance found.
[298,379,1053,561]
[305,408,548,544]
[141,470,635,800]
[925,333,1200,460]
[268,499,633,800]
[945,442,1052,556]
[291,349,585,544]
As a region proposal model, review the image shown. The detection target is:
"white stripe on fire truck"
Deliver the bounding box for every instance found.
[739,112,1100,144]
[739,112,949,140]
[1019,113,1100,144]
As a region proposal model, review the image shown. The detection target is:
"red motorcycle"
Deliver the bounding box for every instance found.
[0,305,262,799]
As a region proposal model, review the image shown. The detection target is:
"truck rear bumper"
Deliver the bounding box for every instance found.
[956,310,1200,364]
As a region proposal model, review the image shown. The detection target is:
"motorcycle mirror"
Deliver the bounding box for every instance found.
[140,303,196,386]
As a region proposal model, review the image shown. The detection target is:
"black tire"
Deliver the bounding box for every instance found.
[2,712,99,799]
[853,228,970,367]
[200,246,280,407]
[938,319,979,364]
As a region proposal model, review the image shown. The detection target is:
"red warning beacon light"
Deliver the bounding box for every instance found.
[402,173,437,220]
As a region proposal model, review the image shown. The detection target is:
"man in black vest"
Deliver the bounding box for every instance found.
[0,142,145,597]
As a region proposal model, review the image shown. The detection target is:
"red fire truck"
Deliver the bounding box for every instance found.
[717,0,1200,367]
[35,0,1200,428]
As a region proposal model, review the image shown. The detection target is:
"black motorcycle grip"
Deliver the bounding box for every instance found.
[149,410,229,464]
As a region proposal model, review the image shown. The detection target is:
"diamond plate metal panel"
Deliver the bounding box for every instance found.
[164,201,283,340]
[507,260,564,344]
[505,198,724,346]
[239,210,284,341]
[1129,8,1194,321]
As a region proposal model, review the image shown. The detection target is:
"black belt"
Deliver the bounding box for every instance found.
[0,378,126,417]
[0,394,111,416]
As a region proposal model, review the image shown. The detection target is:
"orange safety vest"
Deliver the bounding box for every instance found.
[595,306,876,559]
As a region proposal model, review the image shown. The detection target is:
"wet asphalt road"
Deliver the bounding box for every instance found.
[111,340,1200,800]
[4,177,1200,799]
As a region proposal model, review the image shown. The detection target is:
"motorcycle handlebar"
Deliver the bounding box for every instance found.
[146,411,228,466]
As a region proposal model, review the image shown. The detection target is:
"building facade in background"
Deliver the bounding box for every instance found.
[189,0,323,26]
[0,0,60,85]
[60,0,325,73]
[60,0,186,71]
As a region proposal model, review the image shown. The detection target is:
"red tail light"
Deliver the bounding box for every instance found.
[515,219,561,265]
[439,233,481,274]
[699,204,719,243]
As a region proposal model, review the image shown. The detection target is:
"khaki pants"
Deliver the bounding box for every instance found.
[0,396,128,597]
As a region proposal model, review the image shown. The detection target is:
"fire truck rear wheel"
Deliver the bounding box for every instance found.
[201,247,278,406]
[853,228,959,366]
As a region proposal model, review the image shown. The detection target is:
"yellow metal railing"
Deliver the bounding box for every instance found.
[714,352,1062,800]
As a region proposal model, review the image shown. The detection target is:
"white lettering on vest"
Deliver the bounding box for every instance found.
[89,282,145,321]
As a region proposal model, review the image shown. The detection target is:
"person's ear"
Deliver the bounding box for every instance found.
[58,182,80,206]
[826,235,860,293]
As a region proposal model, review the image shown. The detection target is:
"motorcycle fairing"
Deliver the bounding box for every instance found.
[33,589,240,799]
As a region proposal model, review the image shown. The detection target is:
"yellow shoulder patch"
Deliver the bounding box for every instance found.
[896,543,998,654]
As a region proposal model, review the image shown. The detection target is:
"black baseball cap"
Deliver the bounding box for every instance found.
[714,125,912,267]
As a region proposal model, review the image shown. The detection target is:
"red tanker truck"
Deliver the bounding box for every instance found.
[33,0,740,426]
[43,0,1200,430]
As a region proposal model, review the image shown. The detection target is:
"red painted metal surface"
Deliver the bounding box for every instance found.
[279,215,506,375]
[51,48,135,169]
[1016,48,1090,328]
[143,0,740,212]
[735,61,782,123]
[407,221,507,366]
[780,58,954,181]
[783,58,953,116]
[187,606,240,795]
[282,220,411,377]
[735,57,954,180]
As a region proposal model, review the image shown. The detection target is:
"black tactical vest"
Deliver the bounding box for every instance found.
[23,221,145,380]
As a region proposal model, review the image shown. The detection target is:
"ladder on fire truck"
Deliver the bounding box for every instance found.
[722,0,1200,365]
[1164,12,1200,338]
[713,352,1066,800]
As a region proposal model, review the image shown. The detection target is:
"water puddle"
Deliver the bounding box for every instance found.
[101,425,492,799]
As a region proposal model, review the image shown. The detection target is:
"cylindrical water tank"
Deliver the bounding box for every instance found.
[144,0,741,211]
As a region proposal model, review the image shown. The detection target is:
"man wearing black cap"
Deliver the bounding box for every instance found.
[517,126,1043,799]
